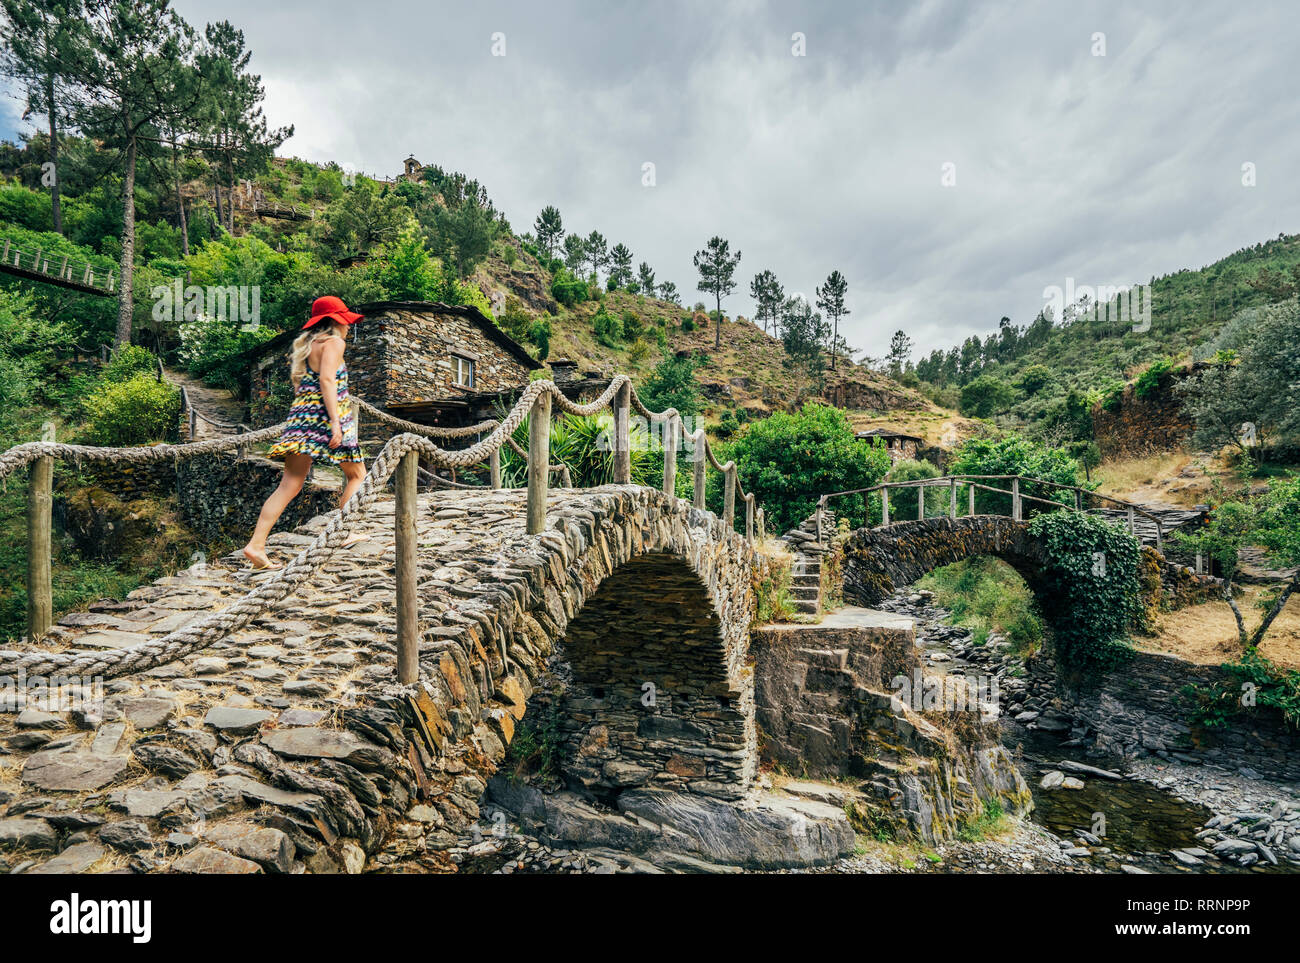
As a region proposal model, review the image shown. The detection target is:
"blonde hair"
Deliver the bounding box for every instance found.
[289,321,346,388]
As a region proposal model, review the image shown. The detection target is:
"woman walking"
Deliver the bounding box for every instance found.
[242,296,368,570]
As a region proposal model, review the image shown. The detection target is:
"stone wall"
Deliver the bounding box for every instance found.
[558,554,755,797]
[347,302,536,407]
[175,454,340,542]
[750,613,1032,842]
[1092,373,1195,459]
[74,460,177,502]
[1026,649,1300,782]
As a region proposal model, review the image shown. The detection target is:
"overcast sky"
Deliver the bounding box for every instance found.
[4,0,1297,360]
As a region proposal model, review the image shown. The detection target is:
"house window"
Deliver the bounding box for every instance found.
[452,354,475,388]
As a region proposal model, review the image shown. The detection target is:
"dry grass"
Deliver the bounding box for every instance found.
[848,408,984,449]
[1094,451,1210,506]
[1142,586,1300,669]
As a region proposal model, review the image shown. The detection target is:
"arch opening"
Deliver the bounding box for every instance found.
[534,552,755,801]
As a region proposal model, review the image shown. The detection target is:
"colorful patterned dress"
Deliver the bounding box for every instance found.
[268,357,364,465]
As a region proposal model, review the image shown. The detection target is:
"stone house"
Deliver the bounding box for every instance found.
[245,300,543,428]
[856,428,923,464]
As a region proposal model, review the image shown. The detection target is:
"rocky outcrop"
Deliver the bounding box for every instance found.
[1092,369,1198,459]
[486,777,855,870]
[1022,649,1300,782]
[750,609,1032,844]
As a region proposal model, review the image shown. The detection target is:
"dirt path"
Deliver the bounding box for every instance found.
[163,368,247,441]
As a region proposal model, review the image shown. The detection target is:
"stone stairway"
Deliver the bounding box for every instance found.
[780,512,835,616]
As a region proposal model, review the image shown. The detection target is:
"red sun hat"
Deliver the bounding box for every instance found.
[302,295,363,329]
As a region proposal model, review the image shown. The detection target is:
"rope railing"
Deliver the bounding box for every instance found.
[1,374,766,688]
[816,473,1165,550]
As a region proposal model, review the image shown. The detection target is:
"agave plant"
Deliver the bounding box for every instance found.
[498,409,653,488]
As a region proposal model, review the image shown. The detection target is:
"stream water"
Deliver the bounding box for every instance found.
[891,589,1298,874]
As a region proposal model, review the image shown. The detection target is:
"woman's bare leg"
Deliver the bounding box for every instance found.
[242,453,312,568]
[339,460,370,547]
[339,460,366,509]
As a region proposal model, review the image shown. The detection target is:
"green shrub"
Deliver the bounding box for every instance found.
[102,344,159,384]
[550,269,589,307]
[1134,357,1175,399]
[622,310,643,341]
[593,309,623,348]
[680,313,696,332]
[950,435,1085,515]
[885,458,946,519]
[83,374,180,446]
[720,402,891,534]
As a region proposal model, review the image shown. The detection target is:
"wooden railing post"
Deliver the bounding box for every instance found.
[881,486,890,526]
[968,482,975,516]
[1011,477,1021,521]
[1155,520,1163,553]
[395,449,419,685]
[527,391,552,534]
[613,379,631,485]
[757,506,766,539]
[26,455,53,640]
[950,478,957,519]
[917,482,925,520]
[692,430,706,510]
[1074,490,1082,511]
[489,447,501,489]
[745,493,755,542]
[723,464,736,531]
[662,414,677,497]
[1127,505,1136,536]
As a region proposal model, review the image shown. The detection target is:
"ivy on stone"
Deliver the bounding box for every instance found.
[1026,510,1143,672]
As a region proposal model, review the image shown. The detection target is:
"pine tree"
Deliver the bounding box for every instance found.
[749,269,784,337]
[0,0,87,236]
[534,205,563,257]
[693,235,741,349]
[815,270,849,370]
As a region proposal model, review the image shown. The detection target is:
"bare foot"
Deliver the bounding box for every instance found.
[242,545,283,571]
[340,532,371,549]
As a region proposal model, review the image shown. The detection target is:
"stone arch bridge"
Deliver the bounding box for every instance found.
[841,514,1220,615]
[0,486,759,874]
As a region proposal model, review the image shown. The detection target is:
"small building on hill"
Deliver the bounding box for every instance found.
[244,300,543,429]
[856,428,924,463]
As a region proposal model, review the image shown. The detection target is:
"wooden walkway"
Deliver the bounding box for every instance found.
[0,235,116,297]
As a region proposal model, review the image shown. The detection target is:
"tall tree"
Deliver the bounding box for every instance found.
[606,242,633,289]
[779,295,830,387]
[534,204,563,257]
[562,233,586,274]
[0,0,87,236]
[584,230,607,280]
[637,261,656,295]
[197,20,291,233]
[67,0,202,348]
[658,280,679,304]
[815,270,849,370]
[886,329,913,378]
[693,235,741,349]
[749,269,784,337]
